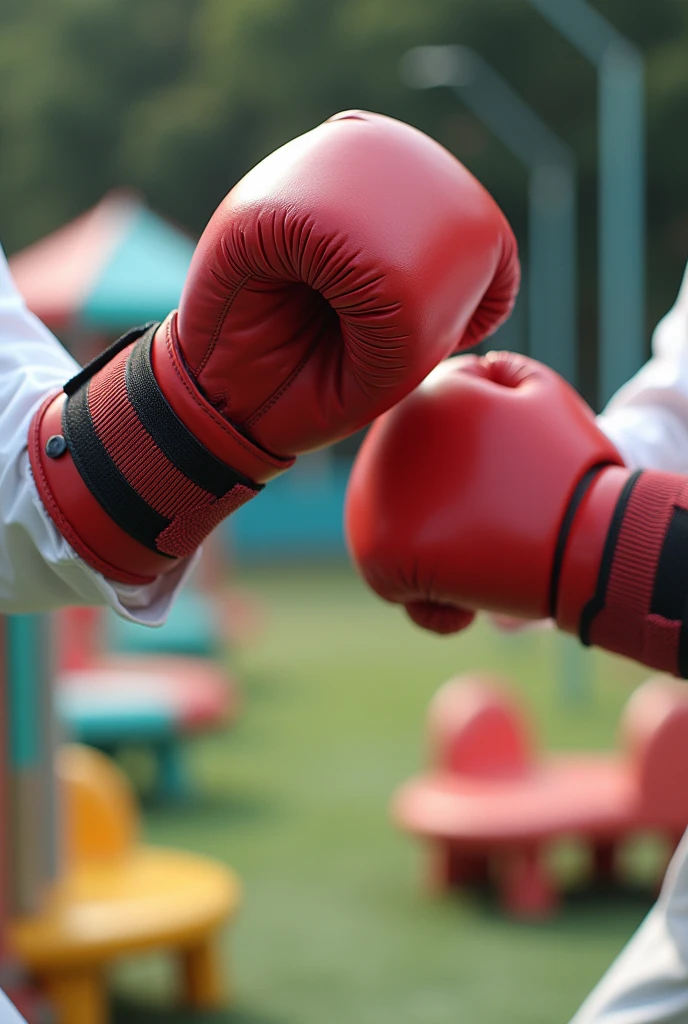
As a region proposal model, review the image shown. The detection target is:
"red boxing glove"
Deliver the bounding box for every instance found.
[345,352,688,679]
[30,110,519,585]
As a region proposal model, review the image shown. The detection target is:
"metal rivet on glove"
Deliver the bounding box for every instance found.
[45,435,67,459]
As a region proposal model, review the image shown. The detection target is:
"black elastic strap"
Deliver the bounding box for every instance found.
[64,323,158,396]
[650,506,688,678]
[125,332,257,497]
[577,470,643,646]
[62,382,174,556]
[548,464,607,619]
[61,321,262,555]
[651,507,688,619]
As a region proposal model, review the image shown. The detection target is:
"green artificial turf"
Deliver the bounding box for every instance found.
[113,562,658,1024]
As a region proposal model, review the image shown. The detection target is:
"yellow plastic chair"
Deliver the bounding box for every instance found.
[9,744,241,1024]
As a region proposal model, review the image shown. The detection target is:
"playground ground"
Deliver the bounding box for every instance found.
[111,562,658,1024]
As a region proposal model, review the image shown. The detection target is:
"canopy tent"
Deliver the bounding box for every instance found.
[9,190,196,333]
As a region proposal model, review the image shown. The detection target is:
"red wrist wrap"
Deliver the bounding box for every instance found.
[60,324,261,560]
[31,322,291,581]
[577,470,688,677]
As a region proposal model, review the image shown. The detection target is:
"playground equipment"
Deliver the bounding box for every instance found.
[56,605,238,801]
[393,673,688,919]
[108,535,263,659]
[9,743,240,1024]
[0,608,241,1023]
[107,587,222,659]
[0,615,57,1020]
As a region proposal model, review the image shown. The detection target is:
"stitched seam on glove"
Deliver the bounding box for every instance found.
[244,333,323,430]
[193,270,251,376]
[162,317,290,468]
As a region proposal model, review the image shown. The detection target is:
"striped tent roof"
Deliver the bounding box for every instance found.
[9,190,196,331]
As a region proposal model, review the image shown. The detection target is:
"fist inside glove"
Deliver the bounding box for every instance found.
[30,110,519,584]
[345,352,688,679]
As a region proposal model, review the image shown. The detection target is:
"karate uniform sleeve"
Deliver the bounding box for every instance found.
[570,264,688,1023]
[0,990,28,1024]
[0,243,198,621]
[597,261,688,473]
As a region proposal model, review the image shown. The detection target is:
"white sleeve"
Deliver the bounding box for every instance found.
[597,260,688,473]
[0,244,198,622]
[0,991,28,1024]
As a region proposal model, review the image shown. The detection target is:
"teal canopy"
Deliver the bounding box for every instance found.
[10,190,197,332]
[83,204,196,329]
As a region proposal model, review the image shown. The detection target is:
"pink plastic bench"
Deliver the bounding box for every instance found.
[54,606,238,801]
[392,673,688,918]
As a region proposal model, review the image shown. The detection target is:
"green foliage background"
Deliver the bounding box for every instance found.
[2,0,688,399]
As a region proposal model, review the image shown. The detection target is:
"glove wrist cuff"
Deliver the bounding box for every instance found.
[29,317,292,582]
[153,314,294,484]
[554,465,627,631]
[559,467,688,678]
[30,389,171,584]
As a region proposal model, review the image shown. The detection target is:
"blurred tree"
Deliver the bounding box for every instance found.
[1,0,687,402]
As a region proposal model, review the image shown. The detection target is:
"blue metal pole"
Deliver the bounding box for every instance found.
[526,0,646,408]
[6,614,58,917]
[599,42,645,403]
[528,163,577,382]
[401,45,578,386]
[402,45,590,705]
[453,76,577,382]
